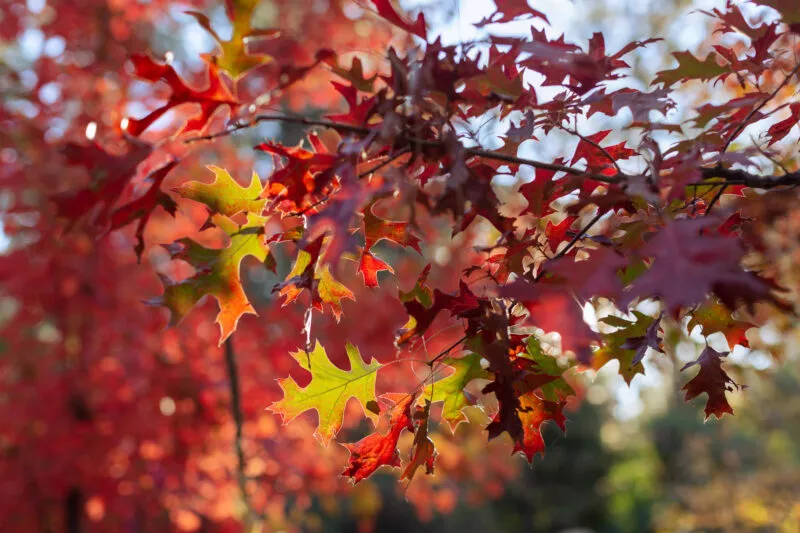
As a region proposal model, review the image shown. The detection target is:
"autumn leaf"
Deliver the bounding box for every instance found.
[654,51,730,86]
[186,0,279,80]
[594,311,662,384]
[620,218,780,315]
[270,341,382,447]
[401,401,436,483]
[688,299,754,350]
[681,346,740,419]
[108,160,179,261]
[341,394,414,482]
[358,200,421,288]
[124,54,239,137]
[474,0,549,28]
[255,140,338,214]
[518,336,576,402]
[513,391,567,463]
[148,166,269,343]
[275,235,355,321]
[766,102,800,146]
[55,140,153,227]
[423,352,491,431]
[149,211,268,344]
[175,165,265,217]
[367,0,427,40]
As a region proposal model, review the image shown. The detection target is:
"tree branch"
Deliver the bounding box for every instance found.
[223,337,254,520]
[185,112,800,191]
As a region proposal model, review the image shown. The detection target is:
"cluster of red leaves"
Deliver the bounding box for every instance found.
[5,0,800,530]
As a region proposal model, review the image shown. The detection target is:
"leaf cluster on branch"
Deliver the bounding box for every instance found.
[36,0,800,490]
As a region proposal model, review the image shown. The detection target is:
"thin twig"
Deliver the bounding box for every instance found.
[721,60,800,154]
[551,211,605,262]
[428,335,468,366]
[561,125,623,174]
[357,147,410,178]
[705,184,727,215]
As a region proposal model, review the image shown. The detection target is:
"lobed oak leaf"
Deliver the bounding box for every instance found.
[401,401,437,483]
[108,160,179,261]
[55,140,153,228]
[367,0,427,40]
[423,353,491,431]
[124,54,239,137]
[546,247,628,302]
[324,55,378,92]
[594,311,662,384]
[255,141,338,214]
[149,211,268,344]
[341,393,413,482]
[513,391,567,463]
[326,82,378,126]
[518,163,561,217]
[654,51,730,86]
[544,216,577,255]
[357,201,422,288]
[570,130,637,176]
[186,0,279,80]
[396,279,484,345]
[358,252,393,289]
[475,0,549,28]
[619,218,780,315]
[517,335,576,402]
[688,299,754,350]
[270,341,382,447]
[681,346,740,419]
[276,235,355,321]
[175,165,266,217]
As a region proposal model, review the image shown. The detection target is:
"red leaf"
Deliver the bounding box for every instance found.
[621,218,781,315]
[513,392,567,462]
[255,140,338,214]
[545,216,577,254]
[681,346,740,419]
[55,140,153,227]
[341,394,414,483]
[124,54,239,136]
[358,251,393,288]
[108,160,179,260]
[767,103,800,146]
[475,0,549,28]
[368,0,427,40]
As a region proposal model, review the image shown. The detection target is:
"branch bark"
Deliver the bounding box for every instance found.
[223,337,254,520]
[185,113,800,192]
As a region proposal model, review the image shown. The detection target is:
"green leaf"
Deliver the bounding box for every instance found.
[594,311,658,384]
[423,353,490,431]
[175,166,266,217]
[278,243,355,321]
[519,336,576,402]
[655,51,729,86]
[186,0,279,80]
[269,341,381,446]
[151,212,269,344]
